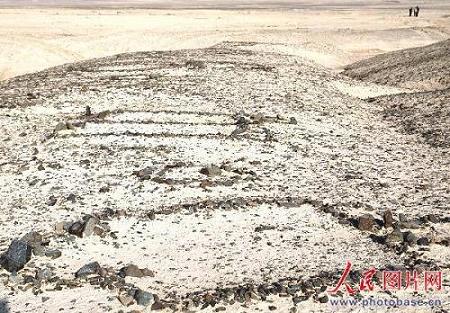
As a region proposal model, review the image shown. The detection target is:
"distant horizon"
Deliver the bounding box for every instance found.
[0,0,442,10]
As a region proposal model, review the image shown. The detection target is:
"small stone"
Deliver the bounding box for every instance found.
[252,113,265,124]
[398,213,407,222]
[417,237,430,246]
[20,232,44,256]
[404,231,418,246]
[289,117,298,124]
[236,116,249,125]
[140,268,155,277]
[97,110,110,119]
[268,306,277,311]
[1,239,33,272]
[357,214,374,232]
[93,225,106,237]
[134,289,154,306]
[68,221,84,237]
[45,249,62,259]
[66,193,77,203]
[119,264,143,278]
[54,122,67,132]
[65,122,75,130]
[21,232,43,249]
[424,214,439,223]
[47,196,57,206]
[200,165,222,177]
[99,186,110,193]
[82,216,100,237]
[134,167,155,180]
[54,222,65,235]
[85,106,92,116]
[36,268,54,281]
[147,211,156,220]
[293,296,308,305]
[118,294,134,306]
[118,264,154,278]
[383,209,394,228]
[75,262,100,278]
[385,229,404,245]
[151,301,164,310]
[317,293,328,303]
[200,180,214,188]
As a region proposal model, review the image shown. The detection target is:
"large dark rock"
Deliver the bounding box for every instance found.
[75,262,101,278]
[134,289,154,306]
[1,239,32,272]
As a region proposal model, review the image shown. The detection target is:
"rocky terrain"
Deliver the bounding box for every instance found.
[0,42,449,312]
[343,39,450,92]
[371,88,450,149]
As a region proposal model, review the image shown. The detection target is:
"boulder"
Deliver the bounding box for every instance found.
[134,289,154,306]
[1,239,32,272]
[75,262,101,278]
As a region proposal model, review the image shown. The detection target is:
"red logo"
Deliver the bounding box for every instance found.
[329,261,443,294]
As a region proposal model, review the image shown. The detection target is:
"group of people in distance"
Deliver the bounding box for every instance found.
[409,6,420,17]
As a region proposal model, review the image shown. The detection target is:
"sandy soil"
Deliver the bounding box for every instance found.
[0,4,449,80]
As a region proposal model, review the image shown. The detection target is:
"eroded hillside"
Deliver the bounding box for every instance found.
[343,39,450,91]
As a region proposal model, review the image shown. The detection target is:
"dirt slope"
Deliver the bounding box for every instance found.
[343,39,450,91]
[372,88,450,148]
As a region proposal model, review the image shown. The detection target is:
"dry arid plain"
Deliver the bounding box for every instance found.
[0,1,450,313]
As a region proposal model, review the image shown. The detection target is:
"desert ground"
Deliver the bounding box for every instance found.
[1,1,450,80]
[0,1,449,313]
